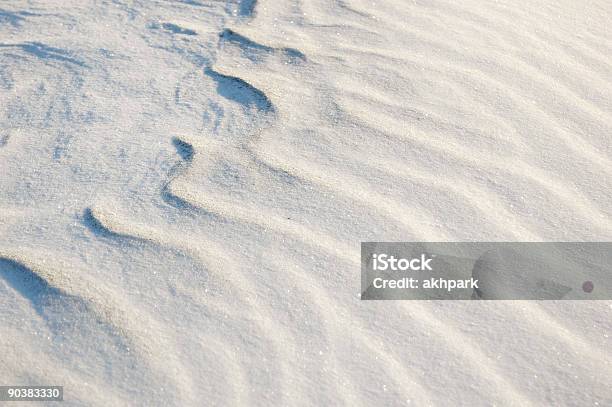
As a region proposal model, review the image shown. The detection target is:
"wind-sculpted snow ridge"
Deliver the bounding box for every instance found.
[176,0,611,405]
[0,251,186,405]
[0,42,86,67]
[150,21,198,36]
[161,137,201,211]
[220,28,306,63]
[1,0,611,406]
[205,67,274,112]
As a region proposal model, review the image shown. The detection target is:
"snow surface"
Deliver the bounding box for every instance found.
[1,0,611,405]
